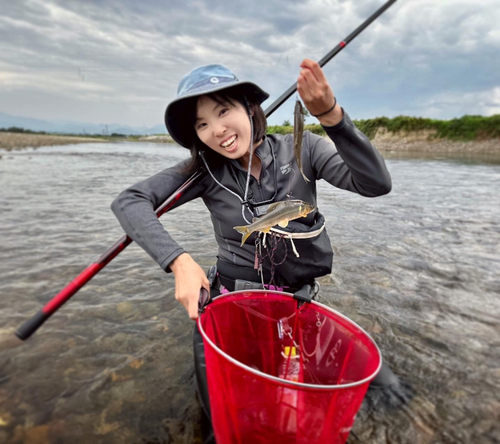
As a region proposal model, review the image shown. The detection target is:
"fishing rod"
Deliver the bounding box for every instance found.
[15,171,203,340]
[16,0,397,340]
[264,0,398,117]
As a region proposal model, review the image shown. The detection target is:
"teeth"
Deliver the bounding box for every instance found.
[221,135,237,148]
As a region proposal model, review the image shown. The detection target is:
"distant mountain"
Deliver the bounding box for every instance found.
[0,111,167,136]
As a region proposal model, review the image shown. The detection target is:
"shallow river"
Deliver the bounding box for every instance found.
[1,143,499,443]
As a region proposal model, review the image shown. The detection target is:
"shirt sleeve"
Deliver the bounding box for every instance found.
[110,159,206,272]
[308,108,392,197]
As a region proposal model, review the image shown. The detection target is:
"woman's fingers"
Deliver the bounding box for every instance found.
[171,253,210,321]
[297,58,336,117]
[186,276,209,321]
[190,279,210,320]
[181,284,205,320]
[297,72,316,103]
[297,73,307,97]
[300,58,328,84]
[300,69,320,97]
[299,58,329,98]
[188,294,199,320]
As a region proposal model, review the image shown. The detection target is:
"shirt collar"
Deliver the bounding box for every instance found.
[229,135,272,172]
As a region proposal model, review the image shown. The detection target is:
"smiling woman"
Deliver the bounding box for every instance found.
[177,87,268,176]
[110,61,393,440]
[195,95,263,162]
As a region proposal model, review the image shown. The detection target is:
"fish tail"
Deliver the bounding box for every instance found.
[300,168,310,183]
[233,225,252,246]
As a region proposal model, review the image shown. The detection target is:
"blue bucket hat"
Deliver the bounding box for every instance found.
[165,64,269,148]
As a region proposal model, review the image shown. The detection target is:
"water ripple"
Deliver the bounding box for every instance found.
[1,144,499,443]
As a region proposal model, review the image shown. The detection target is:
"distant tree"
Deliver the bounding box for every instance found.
[7,126,28,133]
[282,119,291,126]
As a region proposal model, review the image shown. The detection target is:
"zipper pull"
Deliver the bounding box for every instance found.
[254,237,260,269]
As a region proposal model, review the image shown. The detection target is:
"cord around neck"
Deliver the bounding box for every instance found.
[198,96,256,225]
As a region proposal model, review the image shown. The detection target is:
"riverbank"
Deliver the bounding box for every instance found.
[135,134,175,143]
[269,113,500,154]
[1,129,498,154]
[0,132,176,151]
[0,132,105,151]
[371,128,499,154]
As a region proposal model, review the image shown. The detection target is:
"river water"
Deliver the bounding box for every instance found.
[0,142,499,444]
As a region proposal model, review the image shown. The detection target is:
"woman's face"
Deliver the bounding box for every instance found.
[194,95,254,159]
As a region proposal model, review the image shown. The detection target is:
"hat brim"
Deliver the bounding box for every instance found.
[165,81,269,148]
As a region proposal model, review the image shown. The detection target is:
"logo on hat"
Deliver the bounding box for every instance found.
[210,77,219,84]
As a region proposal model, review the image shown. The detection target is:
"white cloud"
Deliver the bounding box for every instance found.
[0,0,498,125]
[2,70,103,88]
[424,87,500,117]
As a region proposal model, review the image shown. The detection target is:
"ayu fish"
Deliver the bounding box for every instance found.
[233,199,315,246]
[294,100,310,183]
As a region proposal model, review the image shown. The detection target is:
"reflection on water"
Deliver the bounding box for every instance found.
[1,143,499,443]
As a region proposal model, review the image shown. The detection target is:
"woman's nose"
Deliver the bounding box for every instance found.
[213,123,226,138]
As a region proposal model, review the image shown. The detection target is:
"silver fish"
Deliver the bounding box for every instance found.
[294,100,310,183]
[233,199,315,246]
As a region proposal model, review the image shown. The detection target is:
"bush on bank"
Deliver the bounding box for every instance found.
[267,124,326,136]
[0,126,46,134]
[3,114,499,142]
[267,115,500,141]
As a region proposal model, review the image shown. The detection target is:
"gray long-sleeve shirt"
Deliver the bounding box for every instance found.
[111,109,391,273]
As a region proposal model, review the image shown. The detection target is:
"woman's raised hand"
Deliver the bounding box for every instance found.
[170,253,210,320]
[297,58,343,127]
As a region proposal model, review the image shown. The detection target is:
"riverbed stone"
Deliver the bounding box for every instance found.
[0,412,12,427]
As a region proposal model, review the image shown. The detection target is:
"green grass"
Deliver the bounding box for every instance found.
[4,114,500,143]
[267,115,500,141]
[267,124,326,136]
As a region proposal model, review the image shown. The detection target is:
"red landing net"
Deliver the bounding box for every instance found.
[198,290,381,444]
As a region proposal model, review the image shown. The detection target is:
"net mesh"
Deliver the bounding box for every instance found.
[198,291,381,444]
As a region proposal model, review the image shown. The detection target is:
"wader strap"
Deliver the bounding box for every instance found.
[216,273,305,294]
[270,222,326,239]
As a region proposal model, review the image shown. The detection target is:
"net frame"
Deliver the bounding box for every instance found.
[197,289,382,391]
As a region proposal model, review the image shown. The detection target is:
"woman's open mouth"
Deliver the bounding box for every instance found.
[220,135,238,151]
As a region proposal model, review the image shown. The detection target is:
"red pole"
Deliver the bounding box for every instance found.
[16,0,398,340]
[16,170,204,340]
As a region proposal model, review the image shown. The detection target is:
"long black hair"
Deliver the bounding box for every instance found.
[180,87,267,175]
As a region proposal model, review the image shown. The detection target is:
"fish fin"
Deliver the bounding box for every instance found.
[278,220,289,228]
[261,228,271,234]
[233,225,252,246]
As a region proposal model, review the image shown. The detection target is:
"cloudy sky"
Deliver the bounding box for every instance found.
[1,0,499,129]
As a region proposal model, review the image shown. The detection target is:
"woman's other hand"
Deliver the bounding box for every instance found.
[170,253,210,320]
[297,58,343,127]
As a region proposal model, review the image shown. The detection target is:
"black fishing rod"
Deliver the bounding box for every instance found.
[16,0,397,340]
[265,0,398,117]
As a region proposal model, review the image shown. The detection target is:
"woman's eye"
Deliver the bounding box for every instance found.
[196,108,228,130]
